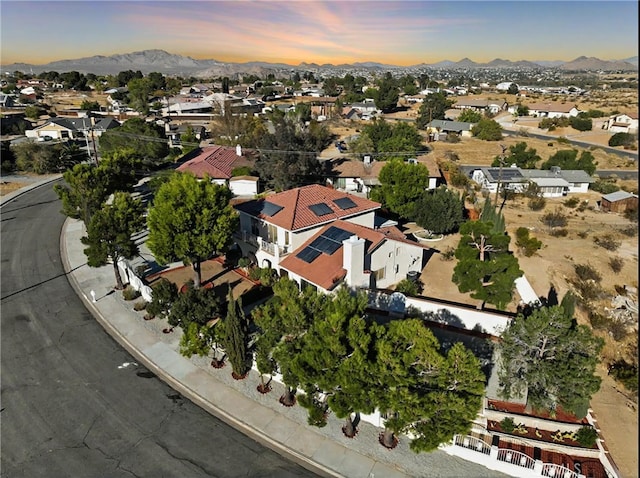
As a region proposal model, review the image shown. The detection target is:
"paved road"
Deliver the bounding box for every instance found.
[0,182,317,478]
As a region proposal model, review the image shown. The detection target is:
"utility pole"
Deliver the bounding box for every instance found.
[90,127,98,165]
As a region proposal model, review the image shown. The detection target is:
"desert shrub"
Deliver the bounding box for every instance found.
[590,179,620,194]
[619,225,637,237]
[395,278,422,297]
[570,116,592,132]
[500,417,515,433]
[608,132,636,148]
[133,300,148,311]
[609,257,624,273]
[541,207,568,231]
[577,231,589,239]
[440,246,455,261]
[594,234,621,251]
[515,227,542,257]
[608,319,629,342]
[609,360,638,392]
[623,206,638,222]
[574,263,602,282]
[528,196,546,211]
[563,197,580,208]
[588,311,608,329]
[575,426,598,447]
[557,136,570,144]
[122,285,141,301]
[550,228,568,237]
[445,132,460,143]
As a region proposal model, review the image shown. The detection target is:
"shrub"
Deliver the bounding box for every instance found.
[570,116,592,132]
[574,263,602,282]
[609,257,624,273]
[563,197,580,208]
[608,319,629,342]
[122,285,141,301]
[500,417,515,433]
[594,234,621,251]
[528,196,546,211]
[575,426,598,447]
[609,360,639,392]
[588,311,608,329]
[619,225,637,237]
[608,132,636,148]
[557,136,570,144]
[440,246,455,261]
[541,207,568,231]
[590,179,620,194]
[577,231,589,239]
[395,278,422,297]
[550,228,568,237]
[133,300,148,311]
[515,227,542,257]
[623,206,638,222]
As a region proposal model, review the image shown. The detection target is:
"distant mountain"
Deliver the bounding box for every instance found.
[2,49,638,77]
[560,56,637,71]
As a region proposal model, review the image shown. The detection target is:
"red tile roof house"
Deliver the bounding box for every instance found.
[233,184,426,292]
[176,145,258,197]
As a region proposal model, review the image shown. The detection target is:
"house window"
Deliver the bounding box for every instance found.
[284,231,290,246]
[336,178,346,189]
[267,224,277,242]
[250,218,260,236]
[375,267,386,281]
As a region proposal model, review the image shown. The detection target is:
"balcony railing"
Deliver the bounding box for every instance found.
[497,448,535,469]
[454,434,491,455]
[541,463,580,478]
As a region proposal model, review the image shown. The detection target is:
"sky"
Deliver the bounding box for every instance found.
[1,1,638,66]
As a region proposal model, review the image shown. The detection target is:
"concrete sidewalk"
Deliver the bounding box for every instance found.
[60,217,410,478]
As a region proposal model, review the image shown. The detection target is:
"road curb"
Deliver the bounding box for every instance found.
[0,174,62,207]
[59,217,343,478]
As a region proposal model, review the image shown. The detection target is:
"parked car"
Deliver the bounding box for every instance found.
[37,135,53,142]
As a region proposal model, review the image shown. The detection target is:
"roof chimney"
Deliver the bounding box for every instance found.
[236,144,242,156]
[343,235,367,288]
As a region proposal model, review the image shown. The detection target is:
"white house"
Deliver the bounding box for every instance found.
[526,102,580,118]
[453,98,508,115]
[278,219,426,293]
[605,112,638,134]
[471,166,593,198]
[495,82,518,91]
[233,184,381,272]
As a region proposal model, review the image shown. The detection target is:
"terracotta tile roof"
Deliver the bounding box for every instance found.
[176,145,254,180]
[235,184,380,231]
[279,220,388,290]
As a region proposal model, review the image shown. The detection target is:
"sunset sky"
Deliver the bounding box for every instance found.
[1,1,638,66]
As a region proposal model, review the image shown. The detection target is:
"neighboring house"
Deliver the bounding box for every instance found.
[425,120,474,139]
[342,108,363,121]
[350,99,379,114]
[164,122,206,146]
[405,94,425,103]
[605,112,638,134]
[234,184,380,272]
[278,219,425,293]
[471,166,593,197]
[453,98,508,114]
[0,94,15,108]
[526,102,580,118]
[600,190,638,213]
[25,117,119,140]
[163,101,213,115]
[326,155,441,195]
[495,81,518,91]
[176,145,257,197]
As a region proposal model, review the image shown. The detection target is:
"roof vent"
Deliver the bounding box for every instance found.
[550,166,561,175]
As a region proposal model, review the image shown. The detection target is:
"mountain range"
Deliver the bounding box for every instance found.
[2,49,637,77]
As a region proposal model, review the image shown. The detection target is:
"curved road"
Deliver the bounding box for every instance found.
[0,182,317,478]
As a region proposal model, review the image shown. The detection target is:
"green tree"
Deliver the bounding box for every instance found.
[413,187,465,234]
[80,192,145,289]
[370,159,430,220]
[514,227,543,257]
[416,92,453,128]
[147,71,166,91]
[377,122,424,157]
[222,291,251,378]
[99,117,169,163]
[146,278,179,321]
[452,220,522,309]
[541,149,596,175]
[54,163,111,225]
[507,83,519,95]
[491,142,540,169]
[24,105,44,119]
[608,132,635,148]
[498,306,604,417]
[80,100,100,111]
[13,141,63,173]
[169,283,222,329]
[146,173,238,288]
[374,72,399,113]
[180,125,198,155]
[570,116,592,132]
[471,118,503,141]
[458,109,482,123]
[516,104,529,116]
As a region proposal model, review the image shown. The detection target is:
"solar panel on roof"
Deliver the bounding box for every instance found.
[309,202,333,216]
[333,197,357,210]
[323,226,352,243]
[261,201,283,217]
[491,168,522,180]
[296,246,321,263]
[309,236,342,255]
